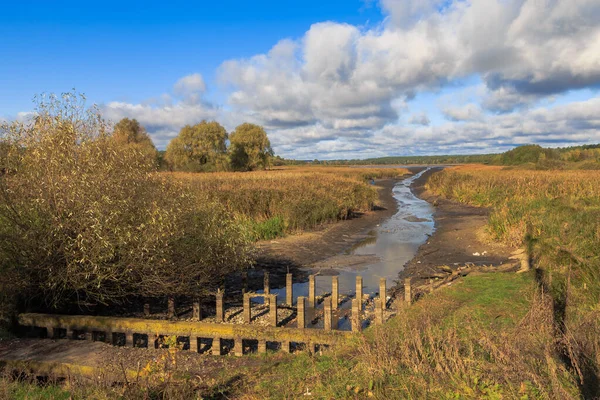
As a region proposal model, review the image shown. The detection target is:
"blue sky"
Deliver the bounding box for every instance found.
[0,0,381,110]
[2,0,600,159]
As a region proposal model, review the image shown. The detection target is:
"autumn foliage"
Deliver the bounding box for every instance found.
[0,92,251,316]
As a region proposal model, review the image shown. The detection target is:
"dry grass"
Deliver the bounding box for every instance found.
[427,165,600,398]
[165,166,409,239]
[242,272,581,399]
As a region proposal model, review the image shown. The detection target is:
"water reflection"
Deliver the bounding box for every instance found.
[350,167,435,293]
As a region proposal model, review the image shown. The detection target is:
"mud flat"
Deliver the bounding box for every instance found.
[254,177,402,271]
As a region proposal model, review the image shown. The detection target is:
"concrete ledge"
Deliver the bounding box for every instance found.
[19,313,350,345]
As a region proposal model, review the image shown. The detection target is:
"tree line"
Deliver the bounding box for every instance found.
[113,118,273,172]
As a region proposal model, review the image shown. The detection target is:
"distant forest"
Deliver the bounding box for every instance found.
[271,143,600,169]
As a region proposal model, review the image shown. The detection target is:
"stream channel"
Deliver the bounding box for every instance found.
[259,167,435,329]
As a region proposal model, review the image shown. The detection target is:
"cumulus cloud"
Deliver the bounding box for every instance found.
[218,0,600,142]
[408,113,430,126]
[174,73,206,95]
[101,73,218,149]
[267,97,600,159]
[79,0,600,157]
[441,103,483,121]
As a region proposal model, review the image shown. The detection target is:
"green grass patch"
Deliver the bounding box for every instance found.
[250,216,286,240]
[0,380,72,400]
[443,272,533,328]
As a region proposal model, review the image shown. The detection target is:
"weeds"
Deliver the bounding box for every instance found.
[427,165,600,398]
[241,273,579,399]
[169,167,408,238]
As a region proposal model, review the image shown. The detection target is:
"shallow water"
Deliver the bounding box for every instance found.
[259,168,435,327]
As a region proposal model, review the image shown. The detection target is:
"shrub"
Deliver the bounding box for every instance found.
[0,92,252,314]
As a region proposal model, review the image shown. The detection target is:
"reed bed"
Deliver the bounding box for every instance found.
[427,165,600,298]
[164,167,409,239]
[427,165,600,397]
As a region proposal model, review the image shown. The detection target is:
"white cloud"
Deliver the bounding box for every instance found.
[268,97,600,159]
[441,103,483,121]
[219,0,600,131]
[100,73,218,149]
[174,73,207,96]
[50,0,600,158]
[408,113,430,126]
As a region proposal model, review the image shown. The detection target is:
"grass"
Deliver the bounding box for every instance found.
[240,271,580,399]
[2,273,566,399]
[426,165,600,398]
[167,166,409,240]
[1,382,73,400]
[427,165,600,299]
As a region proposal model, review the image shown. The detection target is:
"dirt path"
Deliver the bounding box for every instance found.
[396,167,516,290]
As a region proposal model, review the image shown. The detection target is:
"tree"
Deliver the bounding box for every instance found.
[229,123,273,171]
[499,144,559,165]
[112,118,158,165]
[0,92,251,314]
[165,121,228,172]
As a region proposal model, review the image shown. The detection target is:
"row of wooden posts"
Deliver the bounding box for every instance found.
[156,273,416,332]
[19,275,420,358]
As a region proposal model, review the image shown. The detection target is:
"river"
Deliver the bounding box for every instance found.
[260,168,435,329]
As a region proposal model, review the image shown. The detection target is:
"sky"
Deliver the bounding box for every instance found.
[1,0,600,160]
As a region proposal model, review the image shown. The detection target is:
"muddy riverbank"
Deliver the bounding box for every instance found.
[252,166,515,300]
[394,167,516,294]
[250,176,408,291]
[255,178,401,270]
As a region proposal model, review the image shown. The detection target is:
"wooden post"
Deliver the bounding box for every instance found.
[331,276,339,309]
[167,296,176,319]
[323,297,332,331]
[85,331,93,341]
[147,333,155,349]
[190,337,198,353]
[297,296,306,329]
[234,338,243,357]
[281,341,291,353]
[269,294,278,327]
[125,331,134,347]
[66,327,74,339]
[374,299,384,325]
[243,293,252,324]
[429,279,434,293]
[351,298,361,332]
[404,278,412,304]
[286,273,293,305]
[215,290,224,323]
[356,276,363,310]
[258,340,267,354]
[308,275,316,308]
[105,330,113,345]
[46,327,55,339]
[264,271,270,306]
[212,337,222,355]
[379,278,387,309]
[192,301,201,321]
[143,303,150,317]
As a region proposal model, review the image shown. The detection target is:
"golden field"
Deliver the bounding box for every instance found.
[165,166,409,239]
[427,164,600,298]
